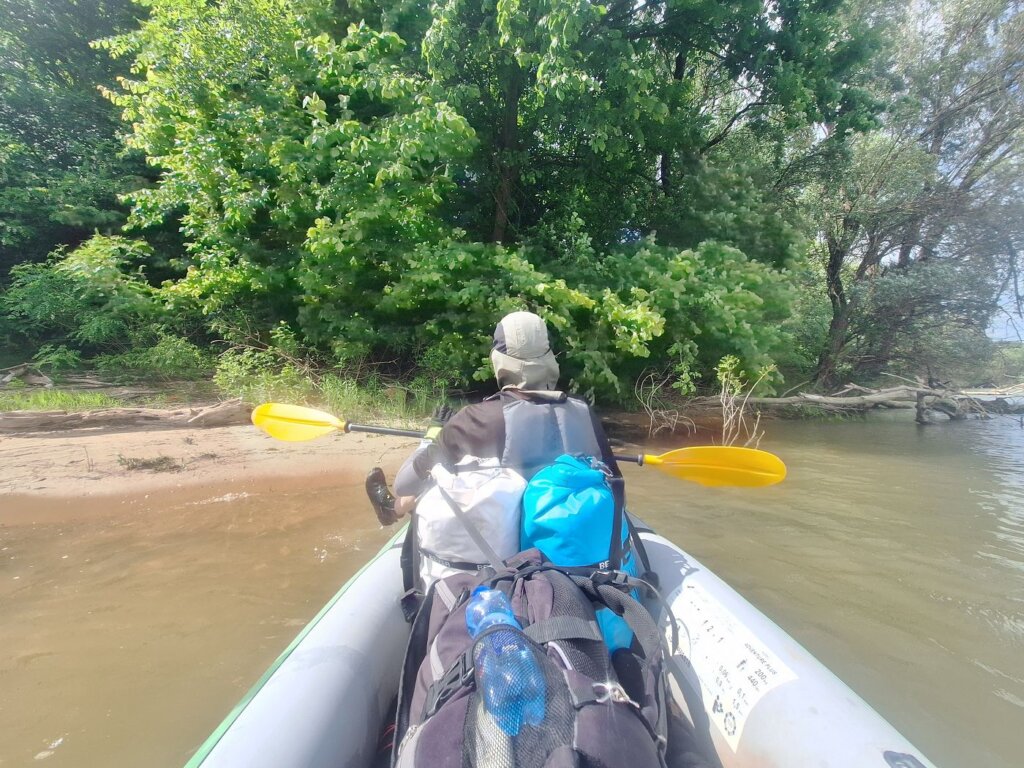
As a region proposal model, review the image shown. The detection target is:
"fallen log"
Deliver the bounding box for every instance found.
[0,364,53,388]
[691,385,1021,418]
[0,399,254,433]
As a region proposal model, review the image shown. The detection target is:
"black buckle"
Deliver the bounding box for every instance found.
[424,651,475,717]
[591,569,631,589]
[400,589,423,623]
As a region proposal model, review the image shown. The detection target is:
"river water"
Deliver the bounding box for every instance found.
[2,415,1023,766]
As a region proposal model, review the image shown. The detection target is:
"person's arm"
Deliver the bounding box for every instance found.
[394,441,443,497]
[393,400,505,495]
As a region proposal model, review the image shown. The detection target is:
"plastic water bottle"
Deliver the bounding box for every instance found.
[466,587,546,735]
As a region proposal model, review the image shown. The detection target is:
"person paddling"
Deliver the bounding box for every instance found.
[365,310,615,525]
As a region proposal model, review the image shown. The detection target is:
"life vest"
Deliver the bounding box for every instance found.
[499,390,602,479]
[402,391,643,612]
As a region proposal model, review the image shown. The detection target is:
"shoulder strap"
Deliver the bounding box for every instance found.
[668,655,725,768]
[392,579,441,766]
[585,406,656,578]
[399,516,422,621]
[436,485,503,569]
[571,574,667,662]
[586,405,628,569]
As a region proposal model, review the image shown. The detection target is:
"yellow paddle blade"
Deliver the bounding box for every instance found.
[643,446,786,488]
[251,402,347,442]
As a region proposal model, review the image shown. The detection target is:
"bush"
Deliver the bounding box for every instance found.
[94,335,214,381]
[0,235,162,354]
[362,238,790,402]
[213,347,316,405]
[32,344,83,374]
[213,345,444,425]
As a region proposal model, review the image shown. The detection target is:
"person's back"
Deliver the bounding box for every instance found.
[367,311,612,518]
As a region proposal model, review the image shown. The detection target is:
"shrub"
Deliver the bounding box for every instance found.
[213,347,316,405]
[94,335,214,381]
[1,235,161,354]
[0,390,124,412]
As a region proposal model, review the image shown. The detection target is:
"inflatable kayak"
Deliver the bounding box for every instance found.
[184,523,937,768]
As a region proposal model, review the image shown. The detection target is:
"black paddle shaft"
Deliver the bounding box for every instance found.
[344,422,642,465]
[345,423,425,439]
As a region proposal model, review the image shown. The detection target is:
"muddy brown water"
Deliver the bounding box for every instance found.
[2,415,1023,767]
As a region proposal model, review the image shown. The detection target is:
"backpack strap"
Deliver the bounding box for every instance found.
[424,612,613,720]
[436,485,503,569]
[418,548,491,573]
[588,570,679,652]
[523,615,604,644]
[393,578,441,765]
[587,407,628,569]
[487,563,678,660]
[573,576,666,661]
[668,655,725,768]
[423,647,475,719]
[399,516,422,622]
[626,514,657,587]
[422,618,522,719]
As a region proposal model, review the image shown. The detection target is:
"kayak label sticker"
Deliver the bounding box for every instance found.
[667,581,797,752]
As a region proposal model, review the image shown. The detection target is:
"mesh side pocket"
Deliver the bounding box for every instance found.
[464,628,575,768]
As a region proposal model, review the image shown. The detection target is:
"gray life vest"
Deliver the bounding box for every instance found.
[499,391,602,479]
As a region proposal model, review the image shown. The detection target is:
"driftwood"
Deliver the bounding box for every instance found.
[0,364,54,388]
[693,385,1022,422]
[0,399,253,433]
[56,374,120,389]
[962,383,1024,397]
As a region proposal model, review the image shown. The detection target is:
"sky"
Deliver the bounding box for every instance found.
[989,300,1023,342]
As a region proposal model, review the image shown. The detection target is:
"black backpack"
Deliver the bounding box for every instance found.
[392,551,688,768]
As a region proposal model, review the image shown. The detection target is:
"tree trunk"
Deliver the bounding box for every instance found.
[0,399,252,433]
[491,65,523,244]
[814,308,851,388]
[658,53,687,194]
[813,237,852,388]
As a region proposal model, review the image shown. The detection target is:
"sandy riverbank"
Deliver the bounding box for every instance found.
[0,422,413,523]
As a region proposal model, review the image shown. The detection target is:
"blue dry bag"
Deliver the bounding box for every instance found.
[520,454,637,651]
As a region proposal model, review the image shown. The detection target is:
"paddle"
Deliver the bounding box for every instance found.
[251,402,787,488]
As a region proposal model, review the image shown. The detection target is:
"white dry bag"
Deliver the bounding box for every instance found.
[415,457,526,589]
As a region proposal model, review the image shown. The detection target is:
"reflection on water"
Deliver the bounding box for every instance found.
[973,425,1024,573]
[2,416,1023,767]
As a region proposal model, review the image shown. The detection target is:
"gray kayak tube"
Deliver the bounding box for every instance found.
[642,532,937,768]
[185,525,938,768]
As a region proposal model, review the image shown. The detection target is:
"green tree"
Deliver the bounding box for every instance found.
[806,0,1024,386]
[422,0,878,254]
[0,0,147,276]
[89,0,873,398]
[101,0,476,347]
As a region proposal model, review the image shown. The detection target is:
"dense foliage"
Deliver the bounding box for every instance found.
[1,0,1021,400]
[0,0,148,273]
